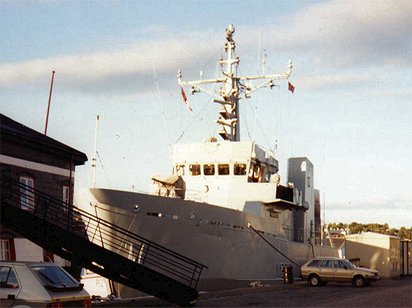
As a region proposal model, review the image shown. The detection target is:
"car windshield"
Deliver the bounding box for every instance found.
[30,265,78,288]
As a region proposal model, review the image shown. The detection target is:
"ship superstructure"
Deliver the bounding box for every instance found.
[152,25,302,238]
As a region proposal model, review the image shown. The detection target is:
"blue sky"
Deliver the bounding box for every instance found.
[1,0,411,228]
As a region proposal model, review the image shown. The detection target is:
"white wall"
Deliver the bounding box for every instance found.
[14,238,68,267]
[14,238,43,262]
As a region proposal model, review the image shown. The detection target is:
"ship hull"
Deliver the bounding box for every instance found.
[79,188,337,283]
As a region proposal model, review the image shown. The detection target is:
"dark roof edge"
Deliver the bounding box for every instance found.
[0,114,88,165]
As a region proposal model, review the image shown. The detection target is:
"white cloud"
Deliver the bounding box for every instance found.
[330,195,412,211]
[1,0,411,93]
[324,195,412,228]
[298,72,374,89]
[0,34,220,93]
[254,0,412,67]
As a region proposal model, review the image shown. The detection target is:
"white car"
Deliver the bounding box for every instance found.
[0,261,90,307]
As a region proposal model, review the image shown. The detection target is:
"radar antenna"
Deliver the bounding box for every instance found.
[178,25,292,142]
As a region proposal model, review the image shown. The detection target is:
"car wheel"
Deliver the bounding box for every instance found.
[308,274,321,286]
[353,275,365,287]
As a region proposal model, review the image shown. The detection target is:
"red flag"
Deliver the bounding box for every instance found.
[288,81,295,93]
[180,87,193,112]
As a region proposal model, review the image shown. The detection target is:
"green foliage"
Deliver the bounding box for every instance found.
[327,222,412,240]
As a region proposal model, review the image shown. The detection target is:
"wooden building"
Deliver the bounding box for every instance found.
[0,113,87,266]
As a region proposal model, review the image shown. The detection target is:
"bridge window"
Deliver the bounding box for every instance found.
[247,163,267,182]
[234,163,246,175]
[189,164,201,176]
[175,164,185,176]
[218,164,230,175]
[203,164,215,176]
[19,176,34,211]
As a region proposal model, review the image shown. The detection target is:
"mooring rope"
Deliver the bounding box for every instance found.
[247,222,301,267]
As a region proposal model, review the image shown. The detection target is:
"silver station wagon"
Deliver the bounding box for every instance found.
[0,261,90,307]
[301,257,380,287]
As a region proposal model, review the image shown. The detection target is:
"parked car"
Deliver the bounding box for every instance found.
[0,261,90,307]
[301,257,380,287]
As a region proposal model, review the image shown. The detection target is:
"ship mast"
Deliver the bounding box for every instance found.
[178,24,292,142]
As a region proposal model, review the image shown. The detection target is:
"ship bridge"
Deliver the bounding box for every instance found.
[172,140,278,181]
[167,140,285,210]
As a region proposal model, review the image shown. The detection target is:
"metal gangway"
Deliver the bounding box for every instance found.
[0,176,206,306]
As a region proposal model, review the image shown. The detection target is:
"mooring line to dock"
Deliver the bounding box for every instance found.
[247,223,300,267]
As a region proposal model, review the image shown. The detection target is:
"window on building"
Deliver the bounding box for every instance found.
[203,164,215,176]
[234,163,246,175]
[19,176,34,211]
[0,239,11,261]
[218,164,230,175]
[189,164,201,176]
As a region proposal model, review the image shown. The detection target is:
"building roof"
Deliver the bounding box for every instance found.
[345,231,400,240]
[0,113,88,165]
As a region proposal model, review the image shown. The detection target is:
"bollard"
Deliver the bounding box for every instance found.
[282,265,294,284]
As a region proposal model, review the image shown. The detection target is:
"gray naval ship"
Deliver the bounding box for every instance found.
[79,25,337,293]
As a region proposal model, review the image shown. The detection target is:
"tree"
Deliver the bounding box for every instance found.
[349,222,363,234]
[328,222,412,240]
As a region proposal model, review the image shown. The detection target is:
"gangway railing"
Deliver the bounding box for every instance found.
[0,176,207,305]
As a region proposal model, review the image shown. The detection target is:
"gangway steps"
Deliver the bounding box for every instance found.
[0,177,206,306]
